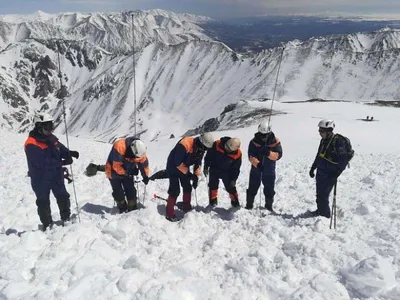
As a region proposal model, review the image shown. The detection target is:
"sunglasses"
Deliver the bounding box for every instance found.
[41,121,54,132]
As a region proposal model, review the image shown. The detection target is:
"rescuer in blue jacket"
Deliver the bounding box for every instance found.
[309,119,349,218]
[204,136,242,207]
[246,121,282,212]
[24,112,79,230]
[165,132,215,222]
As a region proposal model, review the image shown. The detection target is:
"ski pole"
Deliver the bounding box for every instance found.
[334,183,337,229]
[154,194,167,201]
[330,182,337,229]
[194,189,198,206]
[259,157,265,217]
[143,185,147,206]
[153,194,182,209]
[135,176,141,206]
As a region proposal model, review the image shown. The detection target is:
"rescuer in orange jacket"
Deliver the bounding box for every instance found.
[105,137,149,213]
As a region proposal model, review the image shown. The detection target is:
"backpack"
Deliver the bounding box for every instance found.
[334,134,355,165]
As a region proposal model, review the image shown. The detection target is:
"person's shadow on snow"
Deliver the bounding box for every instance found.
[156,203,186,219]
[81,202,117,215]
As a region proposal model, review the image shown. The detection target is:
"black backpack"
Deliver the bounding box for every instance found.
[334,134,355,165]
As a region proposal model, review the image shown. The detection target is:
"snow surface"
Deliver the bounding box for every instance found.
[1,101,400,299]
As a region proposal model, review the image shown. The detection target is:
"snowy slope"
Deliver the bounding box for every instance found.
[1,101,399,299]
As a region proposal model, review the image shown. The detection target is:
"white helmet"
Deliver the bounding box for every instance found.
[199,132,215,149]
[258,121,271,134]
[34,112,53,124]
[131,139,146,157]
[318,119,335,129]
[225,138,241,152]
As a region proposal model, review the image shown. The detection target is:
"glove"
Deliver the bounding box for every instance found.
[62,156,73,166]
[187,172,198,189]
[142,176,149,185]
[69,150,79,159]
[128,168,139,176]
[203,166,209,177]
[309,166,316,178]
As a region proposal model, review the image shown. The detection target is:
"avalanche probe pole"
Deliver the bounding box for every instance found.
[330,182,337,229]
[56,41,81,223]
[267,44,285,124]
[131,13,140,199]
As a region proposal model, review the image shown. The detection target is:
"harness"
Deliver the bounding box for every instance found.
[318,135,338,165]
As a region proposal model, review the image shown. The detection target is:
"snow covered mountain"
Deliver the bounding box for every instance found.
[0,10,399,142]
[0,10,211,52]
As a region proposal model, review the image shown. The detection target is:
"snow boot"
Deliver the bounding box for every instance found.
[166,215,179,222]
[265,197,274,212]
[230,192,240,208]
[116,200,128,213]
[166,195,177,219]
[245,189,255,210]
[209,189,218,207]
[37,200,53,229]
[127,199,138,212]
[209,198,218,207]
[57,197,71,222]
[182,193,192,212]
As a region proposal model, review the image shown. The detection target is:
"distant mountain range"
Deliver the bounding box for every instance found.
[203,16,400,52]
[0,10,399,141]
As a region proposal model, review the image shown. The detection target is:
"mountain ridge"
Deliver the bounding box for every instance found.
[0,10,399,141]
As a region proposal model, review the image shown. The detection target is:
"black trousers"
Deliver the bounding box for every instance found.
[168,174,192,197]
[109,177,137,201]
[208,169,237,195]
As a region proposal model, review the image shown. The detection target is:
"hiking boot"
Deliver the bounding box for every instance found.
[182,193,192,212]
[166,215,179,222]
[245,189,255,210]
[116,200,128,213]
[209,198,218,207]
[41,221,54,232]
[265,203,274,212]
[245,203,253,210]
[182,203,192,212]
[231,200,240,208]
[127,199,138,212]
[265,197,274,212]
[310,209,330,218]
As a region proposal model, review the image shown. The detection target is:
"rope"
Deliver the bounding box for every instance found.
[131,13,137,137]
[256,46,285,216]
[57,41,81,223]
[267,45,285,125]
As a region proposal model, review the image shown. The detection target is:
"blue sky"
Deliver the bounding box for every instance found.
[0,0,399,19]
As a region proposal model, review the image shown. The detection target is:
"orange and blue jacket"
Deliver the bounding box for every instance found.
[24,128,70,184]
[166,137,203,177]
[204,137,242,181]
[248,132,282,173]
[105,136,150,179]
